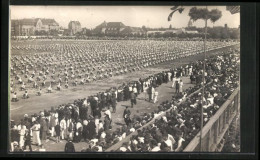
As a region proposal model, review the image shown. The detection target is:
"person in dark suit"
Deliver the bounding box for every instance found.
[23,130,32,152]
[64,139,75,152]
[55,124,61,143]
[130,91,137,108]
[175,81,180,94]
[123,107,131,127]
[111,95,117,113]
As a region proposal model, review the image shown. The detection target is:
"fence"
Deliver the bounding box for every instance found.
[183,87,240,152]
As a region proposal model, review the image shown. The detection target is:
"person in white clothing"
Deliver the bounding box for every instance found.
[179,79,184,93]
[153,90,158,103]
[172,77,176,88]
[19,125,26,148]
[151,86,155,101]
[48,84,52,93]
[167,72,172,82]
[60,117,67,140]
[31,121,41,146]
[151,143,161,152]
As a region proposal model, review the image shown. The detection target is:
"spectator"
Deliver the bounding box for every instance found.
[130,91,137,108]
[55,123,61,143]
[23,129,32,152]
[64,139,75,152]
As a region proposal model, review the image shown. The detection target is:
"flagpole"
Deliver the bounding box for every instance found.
[200,6,208,152]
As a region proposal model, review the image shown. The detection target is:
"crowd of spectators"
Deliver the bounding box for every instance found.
[9,46,239,152]
[115,49,240,152]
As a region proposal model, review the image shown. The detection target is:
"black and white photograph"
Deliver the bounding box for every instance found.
[8,5,242,153]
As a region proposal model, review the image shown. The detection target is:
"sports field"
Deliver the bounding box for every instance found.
[9,39,239,151]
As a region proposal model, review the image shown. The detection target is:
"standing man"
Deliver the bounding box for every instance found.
[55,123,61,143]
[60,117,67,140]
[151,86,155,102]
[172,77,176,88]
[111,93,117,113]
[130,91,137,108]
[64,139,75,152]
[154,90,159,104]
[175,81,180,94]
[23,130,32,152]
[179,79,184,93]
[123,106,131,127]
[147,86,152,102]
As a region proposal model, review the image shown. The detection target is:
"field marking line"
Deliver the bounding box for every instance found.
[10,105,24,111]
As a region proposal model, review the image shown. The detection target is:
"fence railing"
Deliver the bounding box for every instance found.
[183,87,240,152]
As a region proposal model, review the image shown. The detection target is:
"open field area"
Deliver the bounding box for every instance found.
[9,39,239,152]
[10,41,239,123]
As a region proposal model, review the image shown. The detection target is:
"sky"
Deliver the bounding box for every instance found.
[10,6,240,29]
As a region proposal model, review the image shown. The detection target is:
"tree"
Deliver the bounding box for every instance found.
[168,6,185,21]
[168,6,222,152]
[188,7,222,23]
[209,9,222,27]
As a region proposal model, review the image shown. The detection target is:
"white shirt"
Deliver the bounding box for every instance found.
[98,123,104,130]
[133,87,137,93]
[151,87,155,93]
[96,146,102,152]
[151,146,161,152]
[100,132,106,139]
[165,139,173,151]
[104,110,111,120]
[168,134,176,145]
[138,137,145,143]
[130,128,135,132]
[95,119,99,127]
[121,132,126,139]
[90,138,99,146]
[60,119,66,129]
[76,122,82,130]
[177,138,185,148]
[119,147,127,152]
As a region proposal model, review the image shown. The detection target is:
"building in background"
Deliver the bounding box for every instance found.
[68,21,82,35]
[11,18,59,36]
[92,21,145,36]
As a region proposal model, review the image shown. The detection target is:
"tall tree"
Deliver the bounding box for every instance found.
[168,6,222,152]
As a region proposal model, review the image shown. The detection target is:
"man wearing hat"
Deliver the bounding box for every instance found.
[64,138,75,152]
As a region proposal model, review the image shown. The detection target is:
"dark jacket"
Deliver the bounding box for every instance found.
[55,125,61,136]
[130,92,136,100]
[65,141,75,152]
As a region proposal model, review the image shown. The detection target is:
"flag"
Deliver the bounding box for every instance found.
[226,6,240,14]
